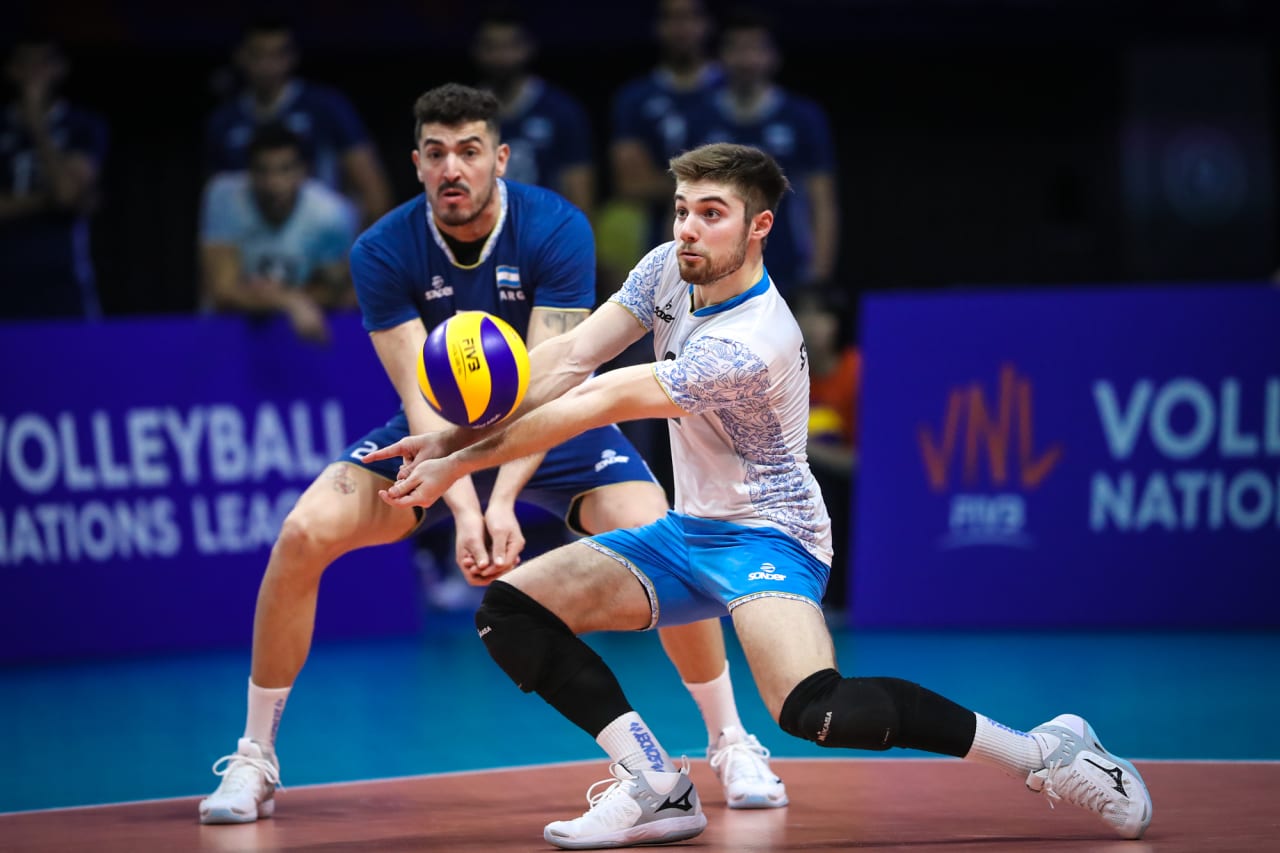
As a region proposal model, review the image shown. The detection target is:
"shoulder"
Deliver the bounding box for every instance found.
[353,196,424,257]
[299,179,358,220]
[204,171,249,202]
[507,180,588,235]
[298,80,358,109]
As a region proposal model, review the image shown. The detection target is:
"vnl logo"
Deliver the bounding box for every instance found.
[915,363,1064,549]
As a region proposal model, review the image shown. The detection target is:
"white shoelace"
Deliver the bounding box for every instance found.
[569,764,638,829]
[710,737,772,782]
[210,751,282,794]
[1038,759,1110,817]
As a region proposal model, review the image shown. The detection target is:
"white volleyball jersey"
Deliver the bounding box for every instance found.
[610,242,833,563]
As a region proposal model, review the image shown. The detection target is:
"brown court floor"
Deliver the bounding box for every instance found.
[3,758,1278,852]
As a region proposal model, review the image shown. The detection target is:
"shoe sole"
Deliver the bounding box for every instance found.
[544,813,707,850]
[199,797,275,825]
[727,791,789,809]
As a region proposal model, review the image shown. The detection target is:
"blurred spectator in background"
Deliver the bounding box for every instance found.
[0,37,108,320]
[204,18,392,228]
[603,0,723,279]
[198,122,359,344]
[792,285,860,615]
[472,4,596,218]
[687,7,838,295]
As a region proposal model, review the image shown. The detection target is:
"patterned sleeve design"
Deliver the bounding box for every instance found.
[656,336,815,543]
[609,242,673,330]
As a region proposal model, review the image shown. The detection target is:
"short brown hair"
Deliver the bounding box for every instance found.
[668,142,791,219]
[412,83,501,144]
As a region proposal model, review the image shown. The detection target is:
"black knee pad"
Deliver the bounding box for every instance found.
[475,581,632,735]
[779,669,910,751]
[475,581,577,694]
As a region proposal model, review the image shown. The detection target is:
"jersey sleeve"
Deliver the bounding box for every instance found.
[198,175,242,245]
[797,98,837,175]
[607,242,672,330]
[609,80,647,144]
[350,232,418,332]
[529,204,596,310]
[652,335,770,415]
[314,196,360,264]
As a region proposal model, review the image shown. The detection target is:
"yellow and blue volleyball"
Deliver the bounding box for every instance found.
[418,311,530,428]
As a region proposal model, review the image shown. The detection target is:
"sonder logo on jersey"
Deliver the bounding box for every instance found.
[424,275,454,301]
[748,563,786,582]
[594,449,630,472]
[654,299,675,323]
[496,265,526,301]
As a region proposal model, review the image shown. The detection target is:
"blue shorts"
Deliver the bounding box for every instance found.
[342,411,657,535]
[584,511,830,629]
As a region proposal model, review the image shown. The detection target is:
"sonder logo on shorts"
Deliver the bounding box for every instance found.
[594,449,630,472]
[748,562,786,582]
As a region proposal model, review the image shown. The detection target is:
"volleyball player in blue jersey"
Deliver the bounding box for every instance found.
[199,83,786,825]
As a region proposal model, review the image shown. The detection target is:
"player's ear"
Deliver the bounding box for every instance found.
[494,142,510,177]
[750,209,774,243]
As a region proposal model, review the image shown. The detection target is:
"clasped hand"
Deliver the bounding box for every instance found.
[360,432,454,507]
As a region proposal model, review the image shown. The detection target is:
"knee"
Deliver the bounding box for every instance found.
[272,507,348,568]
[778,670,909,751]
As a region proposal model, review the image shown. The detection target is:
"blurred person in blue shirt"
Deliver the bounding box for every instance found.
[607,0,724,256]
[204,18,392,228]
[198,122,359,344]
[687,7,839,293]
[0,37,108,320]
[472,4,596,219]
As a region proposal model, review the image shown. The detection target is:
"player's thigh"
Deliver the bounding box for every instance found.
[575,480,669,533]
[285,462,419,554]
[502,541,654,634]
[731,596,837,720]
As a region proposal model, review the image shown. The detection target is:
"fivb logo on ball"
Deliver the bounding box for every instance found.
[916,363,1063,550]
[418,311,530,428]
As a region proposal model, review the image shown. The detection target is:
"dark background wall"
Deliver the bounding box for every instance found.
[12,0,1280,317]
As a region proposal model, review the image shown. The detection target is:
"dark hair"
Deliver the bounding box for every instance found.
[240,15,295,43]
[720,5,776,36]
[669,142,790,219]
[247,121,305,162]
[478,2,531,32]
[412,83,501,144]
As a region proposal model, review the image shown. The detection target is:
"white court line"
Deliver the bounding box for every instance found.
[1,756,1276,817]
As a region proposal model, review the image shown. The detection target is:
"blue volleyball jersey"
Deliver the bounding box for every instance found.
[498,78,593,194]
[687,88,836,289]
[610,65,725,167]
[204,81,371,191]
[350,179,595,338]
[0,100,109,319]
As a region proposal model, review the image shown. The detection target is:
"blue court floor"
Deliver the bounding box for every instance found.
[2,619,1276,814]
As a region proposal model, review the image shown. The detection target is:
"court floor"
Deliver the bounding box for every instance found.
[2,622,1277,849]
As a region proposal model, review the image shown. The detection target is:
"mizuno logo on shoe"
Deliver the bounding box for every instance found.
[1083,757,1127,796]
[657,785,694,812]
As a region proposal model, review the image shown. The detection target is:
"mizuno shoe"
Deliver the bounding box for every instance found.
[543,757,706,849]
[1026,714,1153,839]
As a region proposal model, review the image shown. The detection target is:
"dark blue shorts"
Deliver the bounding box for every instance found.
[342,411,658,534]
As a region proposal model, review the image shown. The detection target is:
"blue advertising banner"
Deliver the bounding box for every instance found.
[0,311,420,662]
[853,284,1280,629]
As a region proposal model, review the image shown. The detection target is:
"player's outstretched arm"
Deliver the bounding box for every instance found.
[366,301,648,468]
[375,359,681,508]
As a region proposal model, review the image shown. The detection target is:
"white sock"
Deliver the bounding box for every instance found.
[683,661,743,746]
[244,679,291,749]
[965,713,1045,778]
[596,712,675,774]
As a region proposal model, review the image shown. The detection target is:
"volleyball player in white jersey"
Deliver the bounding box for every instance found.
[365,143,1153,849]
